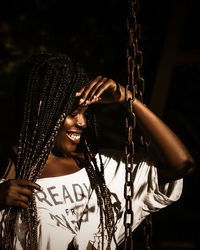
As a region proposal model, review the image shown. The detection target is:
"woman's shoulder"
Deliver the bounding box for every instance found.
[0,146,17,179]
[1,159,16,179]
[99,148,124,163]
[99,148,149,166]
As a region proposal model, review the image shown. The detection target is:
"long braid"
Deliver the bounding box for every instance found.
[83,114,116,250]
[0,52,116,249]
[83,140,106,249]
[92,114,116,248]
[0,53,90,249]
[84,151,116,250]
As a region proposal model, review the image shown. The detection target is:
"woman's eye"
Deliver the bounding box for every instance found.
[70,112,77,118]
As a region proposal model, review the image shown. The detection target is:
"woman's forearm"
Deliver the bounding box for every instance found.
[130,98,195,180]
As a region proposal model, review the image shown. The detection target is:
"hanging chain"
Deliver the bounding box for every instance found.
[124,0,152,249]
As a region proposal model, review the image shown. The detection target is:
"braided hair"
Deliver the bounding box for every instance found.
[0,52,115,249]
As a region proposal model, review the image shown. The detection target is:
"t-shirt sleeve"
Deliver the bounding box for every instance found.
[140,162,183,213]
[85,155,183,249]
[115,160,183,246]
[99,154,183,214]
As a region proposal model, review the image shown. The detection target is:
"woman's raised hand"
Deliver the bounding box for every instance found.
[0,179,42,210]
[75,76,127,106]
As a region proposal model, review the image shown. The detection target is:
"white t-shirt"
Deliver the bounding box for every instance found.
[5,154,183,249]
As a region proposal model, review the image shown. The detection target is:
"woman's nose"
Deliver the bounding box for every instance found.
[76,114,87,129]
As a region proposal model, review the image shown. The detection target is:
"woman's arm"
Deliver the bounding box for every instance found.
[0,159,42,210]
[129,98,195,182]
[75,76,196,182]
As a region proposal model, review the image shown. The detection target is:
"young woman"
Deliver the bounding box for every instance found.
[0,52,195,250]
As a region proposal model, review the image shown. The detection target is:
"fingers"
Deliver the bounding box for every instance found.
[76,76,118,105]
[17,179,43,191]
[3,188,30,210]
[13,193,30,209]
[14,200,29,210]
[76,76,106,105]
[76,75,103,97]
[74,75,125,106]
[86,78,108,102]
[0,179,43,210]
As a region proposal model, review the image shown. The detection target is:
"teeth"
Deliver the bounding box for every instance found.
[67,132,81,140]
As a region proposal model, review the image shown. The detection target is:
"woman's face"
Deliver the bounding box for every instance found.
[54,106,88,156]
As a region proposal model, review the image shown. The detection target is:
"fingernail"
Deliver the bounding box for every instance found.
[75,92,80,96]
[79,99,84,104]
[39,186,43,191]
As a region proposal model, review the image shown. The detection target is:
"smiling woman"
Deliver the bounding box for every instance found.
[0,52,195,250]
[54,106,88,156]
[39,106,89,178]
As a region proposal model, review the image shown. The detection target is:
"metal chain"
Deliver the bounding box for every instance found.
[124,0,152,249]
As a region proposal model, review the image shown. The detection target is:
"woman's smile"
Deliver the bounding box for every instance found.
[65,131,82,144]
[53,106,88,156]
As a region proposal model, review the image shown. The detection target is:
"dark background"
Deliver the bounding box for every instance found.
[0,0,199,249]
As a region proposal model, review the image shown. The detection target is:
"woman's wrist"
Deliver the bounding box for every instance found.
[118,85,133,103]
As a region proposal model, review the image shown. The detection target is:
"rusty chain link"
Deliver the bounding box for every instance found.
[124,0,152,249]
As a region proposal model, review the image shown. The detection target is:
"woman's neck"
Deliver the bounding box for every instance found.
[37,151,85,179]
